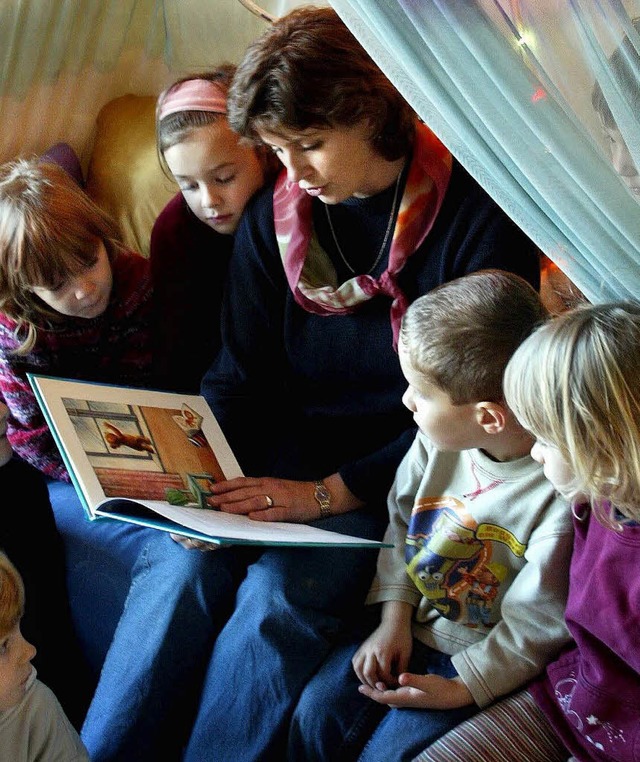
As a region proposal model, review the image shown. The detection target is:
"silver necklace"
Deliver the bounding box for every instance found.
[324,171,402,276]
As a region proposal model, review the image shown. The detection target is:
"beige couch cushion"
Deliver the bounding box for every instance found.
[85,94,176,257]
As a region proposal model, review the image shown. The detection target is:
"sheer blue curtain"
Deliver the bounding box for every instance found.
[330,0,640,304]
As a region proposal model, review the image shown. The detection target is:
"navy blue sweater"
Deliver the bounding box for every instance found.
[201,160,540,510]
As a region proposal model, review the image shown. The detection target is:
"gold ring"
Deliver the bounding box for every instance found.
[265,495,274,508]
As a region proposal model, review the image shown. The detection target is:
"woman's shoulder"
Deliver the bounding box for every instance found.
[244,179,278,220]
[437,158,538,257]
[445,159,489,203]
[233,181,279,255]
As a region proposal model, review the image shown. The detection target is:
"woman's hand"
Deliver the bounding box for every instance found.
[206,473,364,522]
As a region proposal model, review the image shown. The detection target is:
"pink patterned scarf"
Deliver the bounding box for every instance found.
[273,122,452,347]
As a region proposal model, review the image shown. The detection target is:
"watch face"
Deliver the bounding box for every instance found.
[314,480,331,518]
[315,485,330,501]
[314,481,331,507]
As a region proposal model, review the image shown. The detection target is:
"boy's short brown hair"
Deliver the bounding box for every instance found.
[400,269,547,405]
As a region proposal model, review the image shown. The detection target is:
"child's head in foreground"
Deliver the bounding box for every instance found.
[0,551,36,710]
[156,65,278,235]
[399,269,547,456]
[504,300,640,526]
[0,158,121,352]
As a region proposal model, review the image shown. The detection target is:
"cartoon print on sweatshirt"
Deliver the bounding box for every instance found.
[405,495,525,627]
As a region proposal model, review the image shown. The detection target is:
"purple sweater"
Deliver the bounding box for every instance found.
[0,249,153,481]
[530,508,640,761]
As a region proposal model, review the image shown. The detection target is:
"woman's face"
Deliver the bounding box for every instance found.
[258,122,398,203]
[164,122,265,235]
[30,241,113,319]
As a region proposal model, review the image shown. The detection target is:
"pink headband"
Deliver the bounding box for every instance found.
[158,78,227,120]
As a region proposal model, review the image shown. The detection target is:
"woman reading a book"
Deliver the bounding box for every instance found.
[0,10,541,759]
[174,7,543,760]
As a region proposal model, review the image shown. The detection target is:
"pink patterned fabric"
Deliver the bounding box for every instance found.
[273,122,452,347]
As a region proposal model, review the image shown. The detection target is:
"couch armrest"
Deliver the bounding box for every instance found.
[85,94,176,257]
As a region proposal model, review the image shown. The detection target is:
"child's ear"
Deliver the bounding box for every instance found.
[474,401,507,434]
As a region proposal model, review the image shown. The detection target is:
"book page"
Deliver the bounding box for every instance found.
[29,375,388,548]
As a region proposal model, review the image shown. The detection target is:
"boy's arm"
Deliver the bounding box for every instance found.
[353,436,425,688]
[358,672,474,710]
[365,434,427,609]
[452,496,573,708]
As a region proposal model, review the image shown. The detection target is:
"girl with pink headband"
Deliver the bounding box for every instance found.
[150,65,277,394]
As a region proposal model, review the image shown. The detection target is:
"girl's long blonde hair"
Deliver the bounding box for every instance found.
[504,301,640,525]
[0,158,122,353]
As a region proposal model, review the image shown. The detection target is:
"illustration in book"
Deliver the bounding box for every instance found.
[62,394,223,507]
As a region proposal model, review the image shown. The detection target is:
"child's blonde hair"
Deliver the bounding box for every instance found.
[504,301,640,525]
[0,158,122,353]
[0,551,25,637]
[400,269,547,405]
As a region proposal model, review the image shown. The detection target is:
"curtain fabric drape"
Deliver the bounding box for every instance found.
[0,0,275,162]
[330,0,640,304]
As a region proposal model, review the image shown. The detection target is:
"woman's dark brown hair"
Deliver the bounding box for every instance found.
[227,6,415,161]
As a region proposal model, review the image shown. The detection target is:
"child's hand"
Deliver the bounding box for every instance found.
[352,618,413,689]
[358,673,474,710]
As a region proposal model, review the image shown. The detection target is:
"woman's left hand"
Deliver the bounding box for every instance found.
[205,476,340,523]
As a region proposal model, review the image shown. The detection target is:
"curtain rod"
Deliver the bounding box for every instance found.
[236,0,276,23]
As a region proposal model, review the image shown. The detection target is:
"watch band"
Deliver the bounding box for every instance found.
[313,479,332,518]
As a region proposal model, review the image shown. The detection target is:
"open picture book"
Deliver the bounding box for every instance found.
[29,375,389,548]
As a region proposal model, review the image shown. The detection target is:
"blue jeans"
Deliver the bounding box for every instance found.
[183,509,388,762]
[289,636,478,762]
[49,481,246,761]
